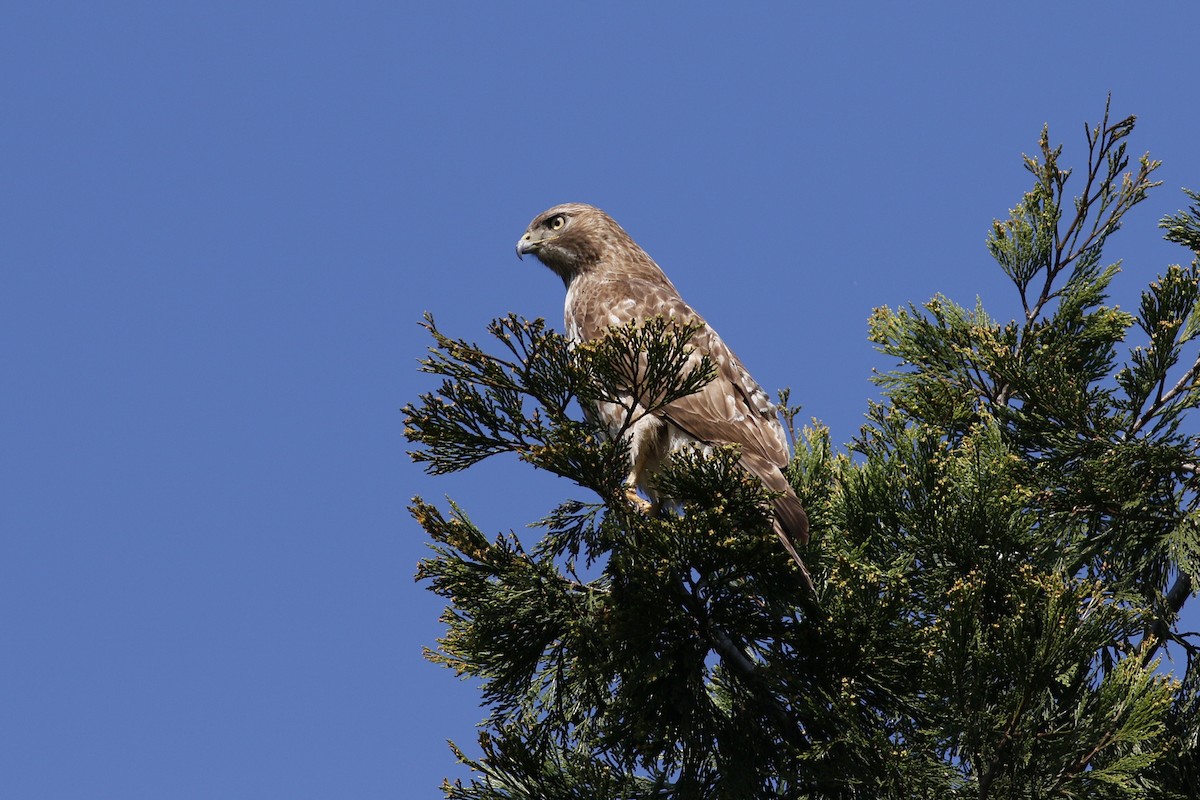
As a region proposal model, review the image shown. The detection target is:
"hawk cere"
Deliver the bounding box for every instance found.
[516,203,811,581]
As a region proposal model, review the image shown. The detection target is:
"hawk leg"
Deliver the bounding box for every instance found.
[624,481,654,514]
[623,419,661,515]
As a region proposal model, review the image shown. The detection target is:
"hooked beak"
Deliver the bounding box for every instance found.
[516,232,537,260]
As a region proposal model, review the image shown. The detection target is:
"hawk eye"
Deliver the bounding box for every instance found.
[548,215,566,231]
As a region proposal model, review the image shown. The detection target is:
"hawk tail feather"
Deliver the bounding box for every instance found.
[772,494,814,593]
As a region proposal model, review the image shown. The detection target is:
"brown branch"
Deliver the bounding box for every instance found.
[1062,729,1116,778]
[678,579,811,752]
[1056,109,1103,269]
[1167,573,1195,614]
[975,687,1032,799]
[1143,573,1196,667]
[1129,351,1200,435]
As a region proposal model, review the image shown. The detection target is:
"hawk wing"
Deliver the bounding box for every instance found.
[573,276,791,470]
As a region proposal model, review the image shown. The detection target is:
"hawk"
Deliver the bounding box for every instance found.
[516,203,811,581]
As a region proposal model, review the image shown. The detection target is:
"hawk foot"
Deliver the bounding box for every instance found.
[624,485,654,514]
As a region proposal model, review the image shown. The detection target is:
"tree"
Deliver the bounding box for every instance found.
[404,101,1200,798]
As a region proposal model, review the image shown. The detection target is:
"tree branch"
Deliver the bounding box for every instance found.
[1129,351,1200,435]
[678,578,811,753]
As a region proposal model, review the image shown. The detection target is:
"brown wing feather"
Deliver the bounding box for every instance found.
[572,274,808,547]
[661,322,789,466]
[591,280,787,465]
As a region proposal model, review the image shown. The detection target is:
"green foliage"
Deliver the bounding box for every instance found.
[405,104,1200,798]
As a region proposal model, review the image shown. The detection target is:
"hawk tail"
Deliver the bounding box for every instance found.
[772,493,814,593]
[772,492,809,546]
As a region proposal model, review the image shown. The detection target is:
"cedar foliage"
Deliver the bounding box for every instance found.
[404,102,1200,798]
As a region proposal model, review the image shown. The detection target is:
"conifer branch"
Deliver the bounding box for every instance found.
[1130,352,1200,436]
[411,103,1198,798]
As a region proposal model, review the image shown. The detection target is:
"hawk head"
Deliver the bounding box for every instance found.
[516,203,630,284]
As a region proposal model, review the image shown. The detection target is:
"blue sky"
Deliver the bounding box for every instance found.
[4,3,1199,797]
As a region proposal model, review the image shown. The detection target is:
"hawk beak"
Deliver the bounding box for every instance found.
[516,233,537,260]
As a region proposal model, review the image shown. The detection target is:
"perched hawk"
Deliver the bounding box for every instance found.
[516,203,811,580]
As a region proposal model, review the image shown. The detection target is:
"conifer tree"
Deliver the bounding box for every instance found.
[404,101,1200,798]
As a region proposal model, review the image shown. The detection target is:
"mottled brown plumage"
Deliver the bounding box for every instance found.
[517,203,811,583]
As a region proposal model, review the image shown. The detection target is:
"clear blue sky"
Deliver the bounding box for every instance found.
[4,3,1198,797]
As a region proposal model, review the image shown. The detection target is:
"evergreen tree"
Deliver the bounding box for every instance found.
[404,101,1200,798]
